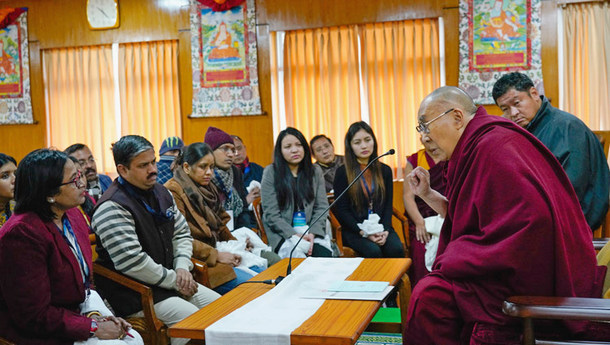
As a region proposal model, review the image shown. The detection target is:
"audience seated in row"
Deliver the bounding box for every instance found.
[91,135,220,345]
[0,153,16,229]
[0,149,144,344]
[164,142,275,295]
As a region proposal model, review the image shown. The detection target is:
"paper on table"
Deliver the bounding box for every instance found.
[327,280,389,292]
[299,286,394,301]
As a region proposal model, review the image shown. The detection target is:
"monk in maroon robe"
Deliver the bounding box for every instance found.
[403,86,607,344]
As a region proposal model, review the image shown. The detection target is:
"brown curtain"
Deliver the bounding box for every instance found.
[282,26,362,155]
[43,45,117,173]
[359,19,441,177]
[273,19,441,178]
[118,40,182,155]
[561,2,610,130]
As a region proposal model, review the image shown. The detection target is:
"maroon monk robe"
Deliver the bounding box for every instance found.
[404,107,607,344]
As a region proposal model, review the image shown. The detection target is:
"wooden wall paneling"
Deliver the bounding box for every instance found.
[540,0,559,107]
[258,0,443,31]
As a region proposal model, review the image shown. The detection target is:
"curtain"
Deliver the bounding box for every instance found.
[43,45,117,173]
[118,40,182,155]
[273,19,441,178]
[561,2,610,130]
[283,26,362,155]
[359,19,441,177]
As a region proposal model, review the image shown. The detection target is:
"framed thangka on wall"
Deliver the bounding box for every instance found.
[0,8,32,124]
[458,0,544,104]
[190,0,262,117]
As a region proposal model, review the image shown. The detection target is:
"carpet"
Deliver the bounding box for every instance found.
[356,332,402,345]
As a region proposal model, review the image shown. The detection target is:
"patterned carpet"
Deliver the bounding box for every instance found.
[356,332,402,345]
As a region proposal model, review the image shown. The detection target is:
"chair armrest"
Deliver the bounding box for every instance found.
[328,210,344,255]
[191,258,211,288]
[503,296,610,321]
[392,207,410,253]
[92,263,165,331]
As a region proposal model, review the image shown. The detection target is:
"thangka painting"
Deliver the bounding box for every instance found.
[190,0,262,117]
[0,8,32,124]
[458,0,544,104]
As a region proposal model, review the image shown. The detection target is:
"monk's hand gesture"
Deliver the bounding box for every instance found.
[415,222,431,244]
[407,167,431,197]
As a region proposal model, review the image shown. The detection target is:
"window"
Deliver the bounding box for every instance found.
[271,18,444,178]
[43,40,181,173]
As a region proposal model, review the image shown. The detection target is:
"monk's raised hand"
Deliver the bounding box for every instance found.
[407,166,431,197]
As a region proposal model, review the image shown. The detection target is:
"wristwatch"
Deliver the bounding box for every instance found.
[90,319,98,337]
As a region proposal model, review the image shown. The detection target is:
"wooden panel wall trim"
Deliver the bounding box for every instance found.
[0,0,561,168]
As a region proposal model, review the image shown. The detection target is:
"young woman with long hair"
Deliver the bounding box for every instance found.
[261,127,332,258]
[333,121,405,258]
[0,153,16,229]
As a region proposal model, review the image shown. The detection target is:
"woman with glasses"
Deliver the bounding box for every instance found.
[333,121,405,259]
[0,149,142,345]
[165,142,268,295]
[0,153,16,229]
[261,127,333,258]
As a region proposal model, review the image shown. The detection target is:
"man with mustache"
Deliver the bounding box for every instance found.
[65,143,113,201]
[91,135,220,345]
[493,72,609,231]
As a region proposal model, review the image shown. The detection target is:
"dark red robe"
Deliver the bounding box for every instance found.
[404,107,607,344]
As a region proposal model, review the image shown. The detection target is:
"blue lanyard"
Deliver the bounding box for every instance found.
[59,217,90,288]
[360,175,375,212]
[213,170,233,200]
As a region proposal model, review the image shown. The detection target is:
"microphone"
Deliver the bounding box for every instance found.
[276,149,396,284]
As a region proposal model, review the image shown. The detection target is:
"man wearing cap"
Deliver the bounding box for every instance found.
[157,136,184,185]
[65,143,113,201]
[204,127,256,230]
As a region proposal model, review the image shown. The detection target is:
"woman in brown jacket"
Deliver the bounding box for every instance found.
[165,142,263,294]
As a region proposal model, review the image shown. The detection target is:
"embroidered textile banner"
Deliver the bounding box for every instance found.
[0,8,32,124]
[190,0,262,117]
[458,0,544,104]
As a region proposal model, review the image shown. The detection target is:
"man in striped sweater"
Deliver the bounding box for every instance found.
[91,135,220,345]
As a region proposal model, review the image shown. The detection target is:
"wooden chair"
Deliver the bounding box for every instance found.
[251,196,268,244]
[593,130,610,159]
[502,239,610,344]
[93,258,210,345]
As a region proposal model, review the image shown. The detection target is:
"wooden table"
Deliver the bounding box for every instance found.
[169,258,411,345]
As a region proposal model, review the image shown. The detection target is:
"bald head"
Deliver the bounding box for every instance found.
[419,86,478,119]
[416,86,479,160]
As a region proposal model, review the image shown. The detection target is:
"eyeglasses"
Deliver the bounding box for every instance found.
[59,170,85,188]
[218,145,236,155]
[416,108,454,134]
[77,156,95,167]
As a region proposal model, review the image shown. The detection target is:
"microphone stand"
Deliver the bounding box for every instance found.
[274,149,396,285]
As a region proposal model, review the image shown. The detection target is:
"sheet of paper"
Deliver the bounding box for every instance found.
[327,280,389,292]
[299,286,394,301]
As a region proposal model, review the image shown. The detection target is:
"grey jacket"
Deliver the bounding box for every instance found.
[261,164,329,251]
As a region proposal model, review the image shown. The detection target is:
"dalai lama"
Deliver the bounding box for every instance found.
[403,86,608,344]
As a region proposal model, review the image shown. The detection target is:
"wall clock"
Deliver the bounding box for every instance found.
[87,0,119,30]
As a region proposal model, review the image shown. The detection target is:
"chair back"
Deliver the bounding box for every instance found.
[597,239,610,298]
[251,197,268,244]
[594,130,610,159]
